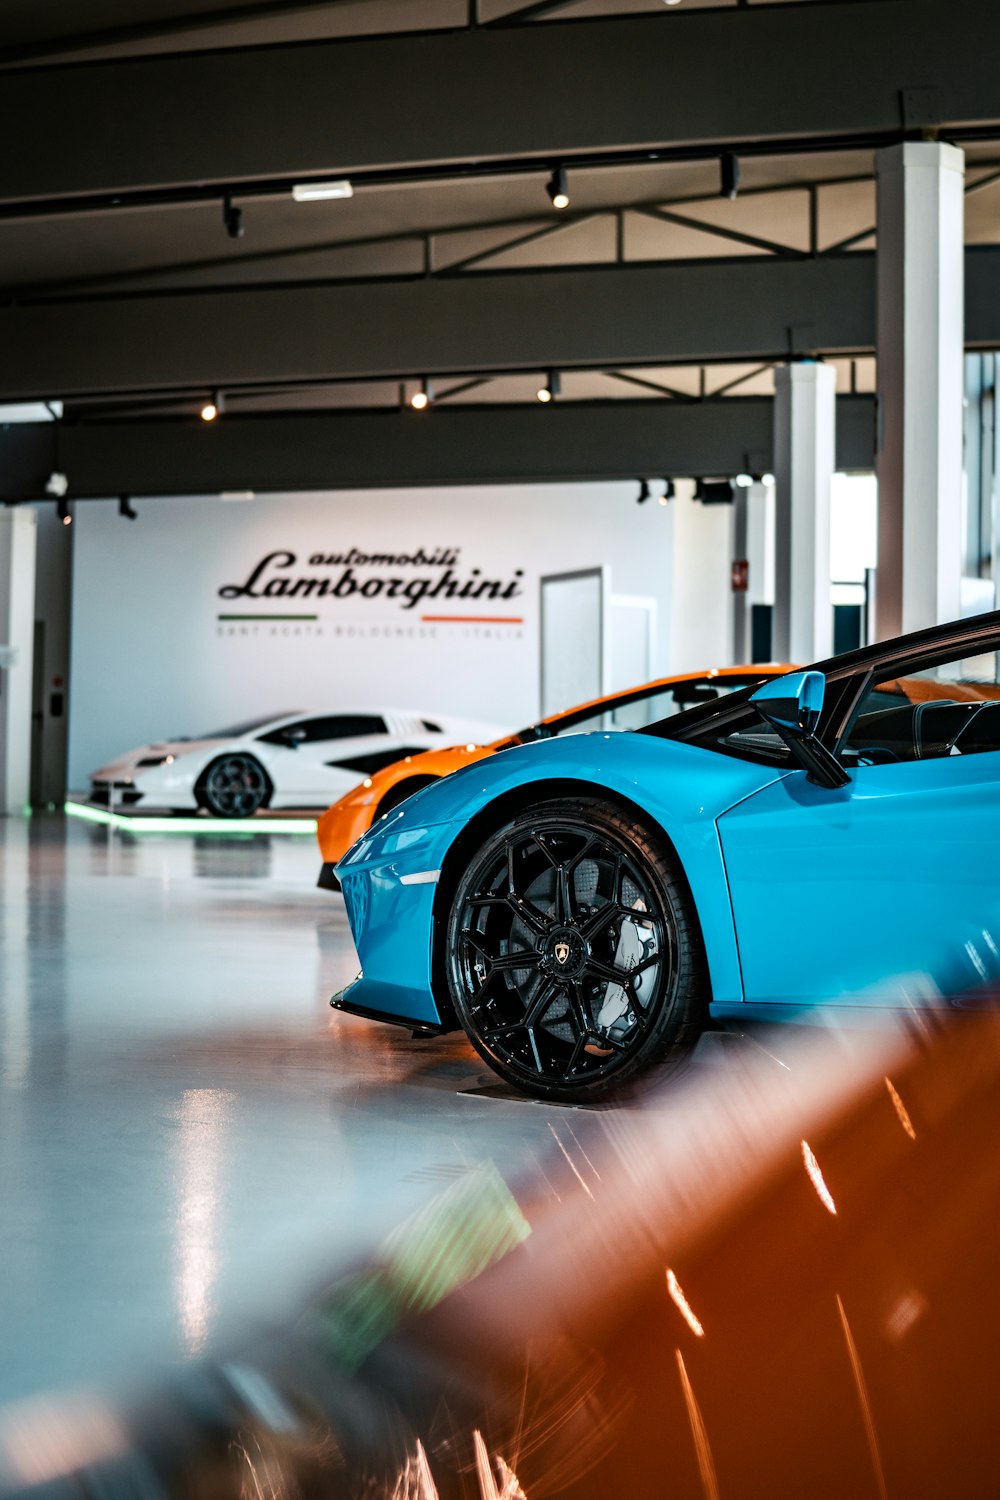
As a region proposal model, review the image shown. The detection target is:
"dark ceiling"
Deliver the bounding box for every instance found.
[0,0,825,66]
[0,0,996,443]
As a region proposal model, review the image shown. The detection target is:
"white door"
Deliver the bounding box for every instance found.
[540,567,606,718]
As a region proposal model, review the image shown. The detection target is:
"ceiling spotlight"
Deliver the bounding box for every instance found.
[45,470,69,498]
[546,167,570,211]
[409,379,432,411]
[200,391,224,423]
[720,152,740,201]
[118,494,137,521]
[57,495,71,526]
[537,370,561,403]
[695,478,736,505]
[291,179,353,202]
[223,195,244,239]
[664,0,683,5]
[658,479,675,506]
[636,479,651,504]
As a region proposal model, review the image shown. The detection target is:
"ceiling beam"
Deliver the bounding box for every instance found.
[3,248,1000,402]
[0,256,878,399]
[0,397,876,499]
[0,1,997,205]
[0,0,372,68]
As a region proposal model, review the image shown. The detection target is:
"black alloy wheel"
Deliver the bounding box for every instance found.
[445,798,706,1102]
[198,753,270,817]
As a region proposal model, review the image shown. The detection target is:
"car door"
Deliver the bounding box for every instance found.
[717,640,1000,1006]
[255,714,389,802]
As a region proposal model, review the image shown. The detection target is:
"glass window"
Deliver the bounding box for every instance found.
[258,714,388,746]
[196,712,303,739]
[841,656,1000,766]
[541,676,759,738]
[686,708,792,766]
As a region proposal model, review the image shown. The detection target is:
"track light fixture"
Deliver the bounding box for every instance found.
[720,152,740,201]
[536,370,561,403]
[291,179,353,203]
[200,391,224,422]
[118,495,137,521]
[546,167,570,211]
[695,478,736,505]
[409,379,432,411]
[57,495,71,526]
[658,479,675,506]
[636,479,651,504]
[223,195,244,239]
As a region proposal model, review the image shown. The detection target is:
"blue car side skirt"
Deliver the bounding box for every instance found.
[331,987,448,1035]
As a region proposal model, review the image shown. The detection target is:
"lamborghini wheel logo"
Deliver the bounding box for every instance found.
[554,942,570,964]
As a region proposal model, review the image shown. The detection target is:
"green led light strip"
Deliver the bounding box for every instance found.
[65,801,317,836]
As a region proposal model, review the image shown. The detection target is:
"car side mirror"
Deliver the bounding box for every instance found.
[749,671,849,789]
[750,671,824,738]
[282,727,307,747]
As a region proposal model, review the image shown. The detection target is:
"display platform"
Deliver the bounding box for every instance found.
[65,797,318,835]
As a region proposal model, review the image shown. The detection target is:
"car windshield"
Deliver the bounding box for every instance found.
[189,713,303,740]
[639,675,791,758]
[500,676,767,747]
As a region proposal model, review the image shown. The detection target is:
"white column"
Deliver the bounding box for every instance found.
[0,508,37,815]
[732,479,775,663]
[732,483,749,663]
[773,362,836,663]
[875,141,964,639]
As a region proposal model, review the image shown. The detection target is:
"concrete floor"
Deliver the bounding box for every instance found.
[0,812,620,1408]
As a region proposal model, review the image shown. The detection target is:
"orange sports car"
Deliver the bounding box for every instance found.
[316,664,790,888]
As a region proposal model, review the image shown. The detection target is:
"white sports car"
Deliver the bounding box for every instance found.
[88,709,509,817]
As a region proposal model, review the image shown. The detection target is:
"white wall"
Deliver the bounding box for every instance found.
[669,481,735,673]
[830,472,878,584]
[68,483,674,788]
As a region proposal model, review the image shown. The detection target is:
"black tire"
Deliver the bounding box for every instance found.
[374,775,439,821]
[195,753,271,818]
[445,797,706,1102]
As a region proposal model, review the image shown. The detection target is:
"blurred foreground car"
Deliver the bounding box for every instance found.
[316,665,784,885]
[334,612,1000,1100]
[7,1009,1000,1498]
[89,708,506,817]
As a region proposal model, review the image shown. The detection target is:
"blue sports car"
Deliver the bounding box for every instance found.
[333,612,1000,1100]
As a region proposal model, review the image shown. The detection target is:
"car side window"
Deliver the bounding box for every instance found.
[258,714,388,745]
[841,659,1000,766]
[562,687,685,735]
[553,679,753,737]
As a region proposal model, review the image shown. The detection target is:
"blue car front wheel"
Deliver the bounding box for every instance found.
[445,797,707,1101]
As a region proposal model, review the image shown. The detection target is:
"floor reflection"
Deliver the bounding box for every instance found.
[0,813,574,1405]
[191,836,273,881]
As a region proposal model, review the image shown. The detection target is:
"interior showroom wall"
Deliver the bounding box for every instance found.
[67,481,687,788]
